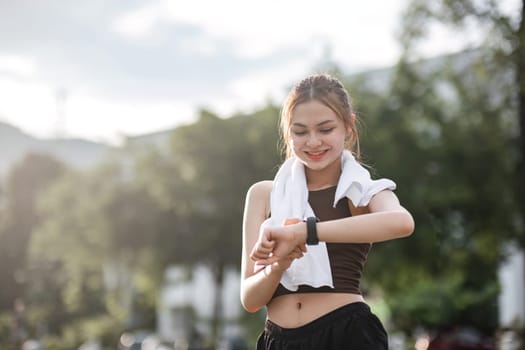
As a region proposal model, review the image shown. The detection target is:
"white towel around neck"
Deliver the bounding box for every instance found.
[260,150,396,291]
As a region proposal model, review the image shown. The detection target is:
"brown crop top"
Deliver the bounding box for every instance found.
[271,186,371,299]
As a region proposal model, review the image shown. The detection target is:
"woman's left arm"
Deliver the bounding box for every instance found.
[259,190,414,259]
[318,189,415,243]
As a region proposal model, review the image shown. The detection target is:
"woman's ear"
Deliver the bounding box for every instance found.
[345,113,356,137]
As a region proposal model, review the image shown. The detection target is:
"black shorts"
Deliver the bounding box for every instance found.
[256,302,388,350]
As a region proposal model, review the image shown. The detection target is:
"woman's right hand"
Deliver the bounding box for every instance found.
[251,218,306,272]
[266,246,305,272]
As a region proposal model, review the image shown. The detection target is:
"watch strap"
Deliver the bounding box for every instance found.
[304,216,319,245]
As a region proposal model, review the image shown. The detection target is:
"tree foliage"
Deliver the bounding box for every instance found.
[0,153,66,349]
[1,2,523,346]
[25,162,164,349]
[0,153,65,306]
[133,106,281,344]
[347,0,524,333]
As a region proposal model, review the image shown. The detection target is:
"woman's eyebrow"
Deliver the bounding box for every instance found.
[292,120,337,128]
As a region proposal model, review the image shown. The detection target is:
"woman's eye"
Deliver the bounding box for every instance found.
[292,130,307,136]
[320,128,334,134]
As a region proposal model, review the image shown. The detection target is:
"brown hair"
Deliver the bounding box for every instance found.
[279,73,360,159]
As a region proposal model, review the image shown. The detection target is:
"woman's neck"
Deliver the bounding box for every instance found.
[305,159,342,191]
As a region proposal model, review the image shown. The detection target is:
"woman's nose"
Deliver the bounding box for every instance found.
[306,132,322,147]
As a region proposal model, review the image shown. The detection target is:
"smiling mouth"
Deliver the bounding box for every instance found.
[305,150,328,160]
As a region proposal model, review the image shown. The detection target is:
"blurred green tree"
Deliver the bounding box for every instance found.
[340,0,524,334]
[28,161,164,349]
[0,153,65,349]
[135,106,281,345]
[400,0,525,244]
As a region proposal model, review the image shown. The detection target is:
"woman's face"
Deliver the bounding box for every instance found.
[288,99,350,172]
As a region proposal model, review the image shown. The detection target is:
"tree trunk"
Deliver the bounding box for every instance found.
[211,263,224,348]
[518,1,525,227]
[517,3,525,349]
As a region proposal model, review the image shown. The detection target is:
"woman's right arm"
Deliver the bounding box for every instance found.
[240,181,294,313]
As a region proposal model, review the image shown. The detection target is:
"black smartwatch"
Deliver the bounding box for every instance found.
[304,216,320,245]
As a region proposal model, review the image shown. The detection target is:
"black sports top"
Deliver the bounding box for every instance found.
[271,186,371,299]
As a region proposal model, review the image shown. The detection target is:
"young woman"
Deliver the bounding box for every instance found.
[240,73,414,349]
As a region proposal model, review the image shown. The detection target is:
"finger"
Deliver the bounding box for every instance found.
[250,249,271,260]
[284,218,302,226]
[254,244,273,254]
[289,249,304,259]
[250,241,273,255]
[260,239,275,249]
[262,227,274,241]
[256,256,279,267]
[253,261,267,273]
[250,247,268,260]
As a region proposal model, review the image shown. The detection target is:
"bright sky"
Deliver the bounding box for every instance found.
[0,0,520,145]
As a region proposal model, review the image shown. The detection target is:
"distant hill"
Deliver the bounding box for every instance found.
[0,48,483,179]
[0,121,112,177]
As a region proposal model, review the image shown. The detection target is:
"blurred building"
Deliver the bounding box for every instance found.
[498,243,525,329]
[157,264,243,344]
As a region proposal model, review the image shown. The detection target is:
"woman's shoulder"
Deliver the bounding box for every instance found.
[245,181,273,218]
[247,180,273,198]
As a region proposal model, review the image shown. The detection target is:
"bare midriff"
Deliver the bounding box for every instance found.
[266,292,365,328]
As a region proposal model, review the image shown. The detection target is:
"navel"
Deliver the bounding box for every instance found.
[296,302,302,310]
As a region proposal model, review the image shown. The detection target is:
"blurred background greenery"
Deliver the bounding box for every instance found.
[0,0,524,349]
